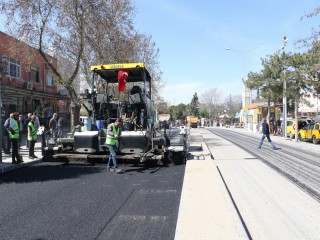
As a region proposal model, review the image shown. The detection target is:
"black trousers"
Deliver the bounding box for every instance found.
[11,139,19,162]
[19,131,23,147]
[29,140,35,157]
[5,135,11,153]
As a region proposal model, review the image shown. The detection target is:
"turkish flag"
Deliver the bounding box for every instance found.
[118,69,129,91]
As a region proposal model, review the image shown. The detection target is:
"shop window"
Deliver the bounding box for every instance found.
[30,65,40,83]
[2,56,21,79]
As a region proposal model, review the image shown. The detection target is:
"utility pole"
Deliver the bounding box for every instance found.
[316,94,320,121]
[282,35,288,138]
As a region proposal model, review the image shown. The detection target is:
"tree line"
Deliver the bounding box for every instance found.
[166,92,242,124]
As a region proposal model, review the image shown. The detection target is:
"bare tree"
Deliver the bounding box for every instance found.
[1,0,163,130]
[200,88,221,126]
[224,94,242,121]
[135,34,164,103]
[297,7,320,48]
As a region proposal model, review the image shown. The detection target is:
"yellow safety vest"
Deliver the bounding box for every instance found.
[106,124,120,145]
[28,122,37,141]
[8,119,19,140]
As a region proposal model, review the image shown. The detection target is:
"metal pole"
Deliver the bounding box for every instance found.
[282,35,287,138]
[91,71,96,125]
[317,95,319,121]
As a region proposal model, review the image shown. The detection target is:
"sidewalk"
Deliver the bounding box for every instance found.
[0,142,42,174]
[175,127,247,240]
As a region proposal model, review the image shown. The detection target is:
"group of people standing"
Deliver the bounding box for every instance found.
[2,112,39,163]
[2,112,65,164]
[48,113,65,141]
[2,112,121,173]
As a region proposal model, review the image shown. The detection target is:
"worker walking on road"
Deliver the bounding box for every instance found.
[106,119,122,173]
[258,118,277,150]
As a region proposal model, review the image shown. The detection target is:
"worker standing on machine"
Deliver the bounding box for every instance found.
[106,118,122,173]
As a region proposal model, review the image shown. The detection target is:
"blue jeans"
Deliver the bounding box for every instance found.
[107,144,117,169]
[259,134,276,149]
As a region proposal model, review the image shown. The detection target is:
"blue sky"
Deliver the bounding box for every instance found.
[133,0,320,105]
[1,1,319,106]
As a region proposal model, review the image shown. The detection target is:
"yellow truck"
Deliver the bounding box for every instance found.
[186,116,199,128]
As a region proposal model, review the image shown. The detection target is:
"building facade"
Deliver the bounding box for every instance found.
[0,31,70,124]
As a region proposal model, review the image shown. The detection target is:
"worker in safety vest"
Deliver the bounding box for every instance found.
[106,118,122,173]
[28,115,38,159]
[8,112,23,164]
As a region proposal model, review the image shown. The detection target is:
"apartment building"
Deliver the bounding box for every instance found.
[0,31,70,124]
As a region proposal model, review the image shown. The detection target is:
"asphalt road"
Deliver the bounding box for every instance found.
[0,162,185,240]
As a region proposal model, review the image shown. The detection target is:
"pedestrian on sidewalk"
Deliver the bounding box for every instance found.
[3,113,13,154]
[18,115,25,149]
[106,118,122,173]
[258,118,277,150]
[57,116,64,138]
[33,112,40,133]
[27,115,38,159]
[8,112,23,164]
[49,113,58,142]
[2,116,9,153]
[24,113,32,148]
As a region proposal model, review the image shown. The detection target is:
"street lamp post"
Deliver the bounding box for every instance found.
[282,35,288,138]
[225,47,257,130]
[225,47,257,80]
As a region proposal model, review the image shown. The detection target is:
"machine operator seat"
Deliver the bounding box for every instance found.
[129,86,143,104]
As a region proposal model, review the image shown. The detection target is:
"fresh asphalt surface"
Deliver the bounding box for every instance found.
[3,126,320,240]
[0,162,185,240]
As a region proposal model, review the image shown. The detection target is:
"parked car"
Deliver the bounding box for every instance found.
[286,118,312,139]
[298,122,320,144]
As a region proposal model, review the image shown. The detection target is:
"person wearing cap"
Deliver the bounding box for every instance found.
[106,119,122,173]
[8,112,23,164]
[28,115,38,159]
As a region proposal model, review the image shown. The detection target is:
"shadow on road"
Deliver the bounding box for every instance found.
[0,163,104,183]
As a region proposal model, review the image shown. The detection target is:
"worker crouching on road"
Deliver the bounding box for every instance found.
[8,112,23,164]
[106,118,122,173]
[28,115,38,159]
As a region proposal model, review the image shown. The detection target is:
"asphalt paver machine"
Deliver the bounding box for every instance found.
[43,63,187,165]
